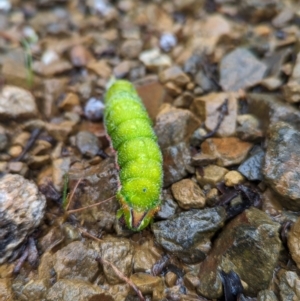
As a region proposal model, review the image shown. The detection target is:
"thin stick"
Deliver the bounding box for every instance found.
[96,256,145,301]
[67,196,115,214]
[65,177,83,211]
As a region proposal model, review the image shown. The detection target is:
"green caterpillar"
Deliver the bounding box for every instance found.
[104,79,163,231]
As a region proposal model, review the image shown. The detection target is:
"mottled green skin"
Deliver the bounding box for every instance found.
[104,80,163,231]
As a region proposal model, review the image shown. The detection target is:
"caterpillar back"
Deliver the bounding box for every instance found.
[104,80,163,231]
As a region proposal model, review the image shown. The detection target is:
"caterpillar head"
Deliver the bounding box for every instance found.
[117,192,159,231]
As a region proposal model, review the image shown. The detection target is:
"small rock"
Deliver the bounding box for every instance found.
[197,208,282,299]
[260,77,282,91]
[284,52,300,103]
[46,120,75,141]
[272,7,294,28]
[0,127,8,151]
[69,44,93,67]
[238,148,265,181]
[159,66,190,87]
[159,32,177,52]
[279,271,300,301]
[99,236,133,284]
[113,60,132,78]
[201,137,253,167]
[190,127,208,147]
[263,122,300,210]
[52,157,71,192]
[133,240,161,273]
[155,104,201,149]
[59,93,80,111]
[21,279,50,301]
[156,189,178,219]
[152,207,226,263]
[75,131,101,158]
[261,188,283,217]
[86,59,112,78]
[165,272,177,287]
[173,91,194,108]
[191,153,217,166]
[224,171,245,187]
[53,241,98,282]
[130,273,163,296]
[164,81,182,96]
[120,39,143,59]
[0,174,46,263]
[206,188,219,206]
[219,48,267,91]
[196,164,228,187]
[162,142,191,187]
[236,114,263,141]
[46,279,113,301]
[171,179,206,209]
[0,279,13,301]
[191,92,238,137]
[239,0,282,22]
[28,154,51,169]
[8,145,22,158]
[257,290,279,301]
[247,93,300,131]
[33,59,73,77]
[84,97,105,121]
[287,217,300,270]
[68,158,119,232]
[0,86,38,120]
[139,48,172,71]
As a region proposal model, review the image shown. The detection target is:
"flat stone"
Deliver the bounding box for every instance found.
[191,92,238,137]
[171,179,206,209]
[155,104,201,149]
[196,164,228,187]
[0,174,46,264]
[279,271,300,301]
[120,39,143,59]
[152,207,226,263]
[201,137,253,167]
[159,66,190,87]
[0,86,38,120]
[220,48,267,91]
[263,122,300,210]
[224,171,245,187]
[197,208,282,298]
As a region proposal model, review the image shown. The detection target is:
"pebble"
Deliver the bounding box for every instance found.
[46,279,112,301]
[165,272,177,287]
[0,127,8,151]
[287,217,300,270]
[257,290,279,301]
[99,237,133,284]
[53,241,98,282]
[46,120,75,141]
[279,271,300,301]
[191,153,217,166]
[0,174,46,263]
[196,164,228,187]
[197,208,282,299]
[0,279,13,301]
[84,97,105,121]
[236,114,263,141]
[33,59,73,77]
[75,131,101,158]
[155,104,201,149]
[58,93,80,111]
[52,157,71,192]
[86,59,112,79]
[284,52,300,103]
[120,39,143,59]
[156,189,178,219]
[171,179,206,209]
[8,145,22,158]
[173,91,194,108]
[113,60,132,78]
[161,142,191,187]
[139,48,172,71]
[21,279,50,301]
[219,48,267,91]
[69,44,93,67]
[224,170,245,187]
[0,86,38,120]
[201,137,253,167]
[152,207,226,263]
[159,32,177,52]
[159,66,190,87]
[238,148,265,181]
[191,92,238,137]
[263,122,300,210]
